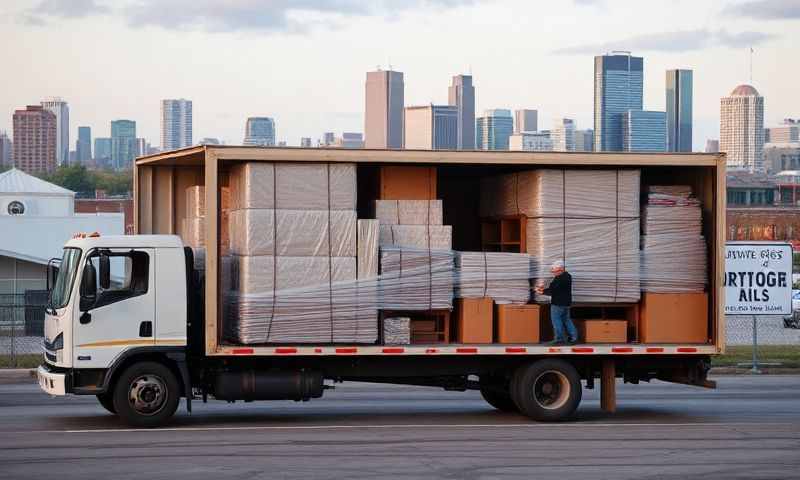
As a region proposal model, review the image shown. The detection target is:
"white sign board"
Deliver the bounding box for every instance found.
[725,242,792,315]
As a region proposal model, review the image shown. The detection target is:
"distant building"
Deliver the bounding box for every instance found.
[161,99,192,150]
[594,52,644,152]
[12,105,57,173]
[765,119,800,144]
[76,126,91,164]
[514,109,538,134]
[574,129,593,152]
[243,117,276,146]
[277,141,287,147]
[334,132,364,149]
[448,74,475,149]
[666,69,693,152]
[720,84,764,172]
[93,137,112,168]
[300,137,312,148]
[764,145,800,173]
[622,110,666,152]
[322,132,336,146]
[509,132,552,151]
[0,132,12,167]
[705,139,719,153]
[198,138,220,145]
[75,195,134,234]
[404,105,458,150]
[110,120,137,170]
[365,69,404,149]
[476,109,513,150]
[726,171,776,207]
[40,97,69,166]
[551,118,576,152]
[774,171,800,206]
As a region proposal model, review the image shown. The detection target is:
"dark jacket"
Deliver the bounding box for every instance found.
[543,271,572,307]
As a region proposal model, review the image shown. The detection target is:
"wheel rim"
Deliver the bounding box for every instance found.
[532,370,570,410]
[128,374,168,416]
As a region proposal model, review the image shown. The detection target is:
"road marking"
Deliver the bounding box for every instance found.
[7,422,785,435]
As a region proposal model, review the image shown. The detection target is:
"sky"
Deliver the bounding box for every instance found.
[1,0,798,152]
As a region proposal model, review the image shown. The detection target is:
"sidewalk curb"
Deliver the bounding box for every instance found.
[710,367,800,375]
[0,368,36,384]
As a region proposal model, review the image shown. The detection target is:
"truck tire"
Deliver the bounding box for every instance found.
[96,393,116,414]
[479,380,518,412]
[510,359,582,422]
[112,361,180,428]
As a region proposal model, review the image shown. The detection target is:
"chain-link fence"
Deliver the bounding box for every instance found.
[724,314,800,369]
[0,293,47,368]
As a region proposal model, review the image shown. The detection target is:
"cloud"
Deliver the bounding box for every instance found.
[20,0,476,33]
[722,0,800,20]
[553,28,777,54]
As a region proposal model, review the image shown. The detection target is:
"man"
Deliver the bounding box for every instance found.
[536,260,578,345]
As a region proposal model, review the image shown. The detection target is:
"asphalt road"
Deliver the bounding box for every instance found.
[1,375,799,479]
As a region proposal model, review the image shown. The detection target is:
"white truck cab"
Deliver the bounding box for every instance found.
[38,234,191,425]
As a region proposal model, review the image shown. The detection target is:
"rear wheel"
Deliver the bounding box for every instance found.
[511,359,582,421]
[112,361,180,428]
[96,393,116,414]
[479,377,518,412]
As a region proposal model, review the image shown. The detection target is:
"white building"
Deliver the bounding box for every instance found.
[404,105,458,150]
[334,132,365,149]
[720,85,764,172]
[40,97,69,166]
[161,99,193,150]
[509,132,552,151]
[0,169,123,296]
[551,118,576,152]
[514,109,538,133]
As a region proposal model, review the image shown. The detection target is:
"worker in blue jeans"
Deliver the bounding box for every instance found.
[536,260,578,345]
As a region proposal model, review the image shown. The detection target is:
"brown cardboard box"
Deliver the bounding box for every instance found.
[640,292,709,343]
[580,320,627,343]
[496,304,540,344]
[380,166,437,200]
[455,298,493,344]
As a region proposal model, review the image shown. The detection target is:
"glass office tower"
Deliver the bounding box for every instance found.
[666,69,693,152]
[594,52,643,152]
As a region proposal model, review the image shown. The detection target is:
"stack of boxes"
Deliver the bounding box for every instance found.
[182,186,206,271]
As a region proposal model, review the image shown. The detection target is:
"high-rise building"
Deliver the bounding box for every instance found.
[243,117,276,146]
[12,105,57,173]
[160,99,193,150]
[322,132,336,146]
[404,105,458,150]
[198,138,220,146]
[76,126,91,164]
[574,129,594,152]
[551,118,576,152]
[0,132,12,167]
[476,109,514,150]
[334,133,364,149]
[514,109,538,134]
[40,97,69,166]
[509,132,552,151]
[594,52,644,152]
[110,120,137,170]
[448,74,475,150]
[705,139,720,153]
[765,119,800,145]
[666,69,693,152]
[720,84,765,172]
[300,137,312,148]
[94,137,112,168]
[622,110,667,152]
[364,69,404,149]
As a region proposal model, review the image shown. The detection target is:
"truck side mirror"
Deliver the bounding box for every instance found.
[99,253,111,290]
[46,257,60,292]
[80,263,98,311]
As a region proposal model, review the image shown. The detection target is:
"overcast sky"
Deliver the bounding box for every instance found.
[1,0,798,151]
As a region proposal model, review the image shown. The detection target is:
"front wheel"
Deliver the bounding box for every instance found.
[96,393,116,414]
[112,361,180,428]
[510,359,582,421]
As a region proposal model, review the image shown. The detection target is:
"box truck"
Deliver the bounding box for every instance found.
[38,146,725,427]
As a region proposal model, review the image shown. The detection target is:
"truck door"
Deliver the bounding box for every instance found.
[73,248,156,369]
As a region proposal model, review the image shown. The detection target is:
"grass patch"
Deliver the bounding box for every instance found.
[0,354,42,369]
[715,345,800,368]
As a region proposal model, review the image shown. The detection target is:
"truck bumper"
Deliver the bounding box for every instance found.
[37,365,68,396]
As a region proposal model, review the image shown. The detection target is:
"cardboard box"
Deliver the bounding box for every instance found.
[495,304,540,344]
[379,166,437,200]
[640,292,709,343]
[455,298,493,344]
[580,320,627,343]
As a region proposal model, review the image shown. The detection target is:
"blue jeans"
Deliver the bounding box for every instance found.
[551,305,577,342]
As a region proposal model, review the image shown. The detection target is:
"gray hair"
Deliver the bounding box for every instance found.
[551,260,565,270]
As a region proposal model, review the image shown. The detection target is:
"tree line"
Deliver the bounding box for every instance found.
[1,164,133,198]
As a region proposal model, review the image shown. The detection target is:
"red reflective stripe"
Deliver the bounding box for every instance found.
[274,347,297,354]
[677,347,698,353]
[314,348,323,353]
[335,347,358,354]
[571,347,594,353]
[425,348,438,354]
[548,347,562,353]
[382,347,404,354]
[505,347,527,353]
[456,347,478,354]
[646,347,664,353]
[231,348,254,355]
[612,347,634,353]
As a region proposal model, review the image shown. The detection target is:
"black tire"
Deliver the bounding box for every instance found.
[510,359,582,422]
[96,393,116,414]
[112,361,180,428]
[479,379,518,412]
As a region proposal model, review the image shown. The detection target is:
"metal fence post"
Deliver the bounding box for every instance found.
[750,315,760,374]
[10,302,16,368]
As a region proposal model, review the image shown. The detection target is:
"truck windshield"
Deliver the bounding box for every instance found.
[50,248,81,309]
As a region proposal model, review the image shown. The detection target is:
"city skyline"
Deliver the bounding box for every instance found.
[1,0,797,150]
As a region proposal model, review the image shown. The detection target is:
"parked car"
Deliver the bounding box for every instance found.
[784,290,800,329]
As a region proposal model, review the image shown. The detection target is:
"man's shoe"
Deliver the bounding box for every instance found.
[545,340,565,346]
[566,338,578,345]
